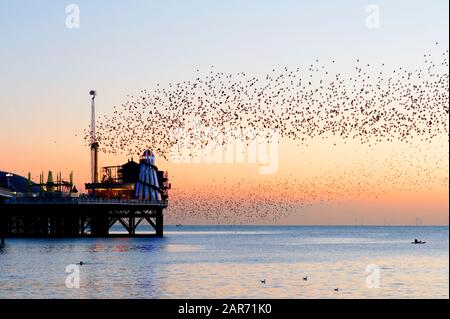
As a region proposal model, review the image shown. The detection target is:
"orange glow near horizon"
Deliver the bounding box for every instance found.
[1,134,447,225]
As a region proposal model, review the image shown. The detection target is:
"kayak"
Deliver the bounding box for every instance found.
[411,241,426,244]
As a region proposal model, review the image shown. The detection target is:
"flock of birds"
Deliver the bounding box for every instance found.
[87,45,449,223]
[167,148,448,225]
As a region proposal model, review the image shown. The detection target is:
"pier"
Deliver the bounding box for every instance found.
[1,197,167,238]
[0,90,170,240]
[0,152,170,239]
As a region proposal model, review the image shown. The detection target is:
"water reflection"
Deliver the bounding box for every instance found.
[0,226,448,298]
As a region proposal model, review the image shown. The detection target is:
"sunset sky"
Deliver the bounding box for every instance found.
[0,0,448,225]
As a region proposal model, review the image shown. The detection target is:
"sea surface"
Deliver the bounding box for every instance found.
[0,226,448,299]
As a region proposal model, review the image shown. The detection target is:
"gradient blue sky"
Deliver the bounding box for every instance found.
[1,1,448,112]
[1,0,448,165]
[1,0,448,154]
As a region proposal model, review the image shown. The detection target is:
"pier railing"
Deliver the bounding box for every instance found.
[4,197,168,206]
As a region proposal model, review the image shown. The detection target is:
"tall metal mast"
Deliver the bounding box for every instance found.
[89,90,99,183]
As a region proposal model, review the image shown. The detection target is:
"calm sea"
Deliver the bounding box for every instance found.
[0,226,448,299]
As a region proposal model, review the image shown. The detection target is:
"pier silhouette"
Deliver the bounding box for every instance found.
[0,92,170,239]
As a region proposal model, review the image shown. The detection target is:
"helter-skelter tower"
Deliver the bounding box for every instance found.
[89,90,99,183]
[136,149,163,201]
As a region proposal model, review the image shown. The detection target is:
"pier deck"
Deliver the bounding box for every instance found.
[0,197,167,238]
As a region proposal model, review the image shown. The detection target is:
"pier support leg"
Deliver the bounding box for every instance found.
[91,211,109,237]
[156,209,163,237]
[0,219,4,245]
[129,212,135,236]
[1,214,6,246]
[24,216,30,236]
